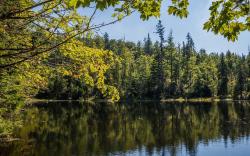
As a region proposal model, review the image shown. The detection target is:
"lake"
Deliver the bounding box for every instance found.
[1,101,250,156]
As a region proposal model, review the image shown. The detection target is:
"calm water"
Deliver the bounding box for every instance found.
[1,101,250,156]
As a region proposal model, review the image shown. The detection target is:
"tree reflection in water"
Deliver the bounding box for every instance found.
[1,101,250,156]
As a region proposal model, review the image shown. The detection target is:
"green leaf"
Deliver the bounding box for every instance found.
[69,0,78,8]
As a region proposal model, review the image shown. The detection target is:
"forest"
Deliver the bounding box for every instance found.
[37,28,250,101]
[0,0,250,145]
[1,0,249,104]
[1,21,250,102]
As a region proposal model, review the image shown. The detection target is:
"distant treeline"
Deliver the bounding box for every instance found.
[38,21,250,100]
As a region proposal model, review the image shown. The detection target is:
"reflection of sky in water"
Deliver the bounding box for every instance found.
[110,139,250,156]
[197,138,250,156]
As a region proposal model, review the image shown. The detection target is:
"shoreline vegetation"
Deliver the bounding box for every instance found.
[25,97,249,104]
[1,21,249,105]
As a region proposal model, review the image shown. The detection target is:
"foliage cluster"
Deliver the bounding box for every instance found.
[81,27,250,100]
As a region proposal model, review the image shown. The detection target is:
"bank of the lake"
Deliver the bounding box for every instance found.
[25,97,250,104]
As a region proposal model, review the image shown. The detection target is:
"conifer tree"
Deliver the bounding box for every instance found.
[181,33,195,96]
[234,62,245,99]
[218,53,228,97]
[166,30,175,85]
[135,41,143,59]
[247,50,250,99]
[104,32,110,50]
[144,33,153,55]
[166,30,177,96]
[150,20,166,98]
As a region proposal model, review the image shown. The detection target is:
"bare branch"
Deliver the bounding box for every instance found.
[87,7,98,29]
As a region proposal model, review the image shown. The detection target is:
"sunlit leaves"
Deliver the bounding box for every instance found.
[69,0,78,8]
[0,37,120,102]
[58,39,120,101]
[203,0,249,41]
[0,58,51,101]
[67,0,119,10]
[66,0,248,41]
[168,0,189,18]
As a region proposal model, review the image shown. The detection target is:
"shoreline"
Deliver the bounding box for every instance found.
[24,98,250,104]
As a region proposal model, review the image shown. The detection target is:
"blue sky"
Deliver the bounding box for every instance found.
[80,0,250,54]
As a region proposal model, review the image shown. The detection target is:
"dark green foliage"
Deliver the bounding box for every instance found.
[144,33,153,55]
[189,81,212,98]
[156,20,165,49]
[149,21,166,98]
[183,33,194,59]
[247,51,250,99]
[36,23,249,100]
[234,56,248,99]
[104,32,111,50]
[166,30,176,96]
[135,41,143,59]
[218,53,228,97]
[37,74,94,100]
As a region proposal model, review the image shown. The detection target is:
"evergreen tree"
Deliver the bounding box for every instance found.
[186,32,195,57]
[117,39,126,55]
[180,34,195,97]
[166,30,177,96]
[135,41,143,59]
[167,30,174,84]
[144,33,153,55]
[218,53,228,97]
[197,49,206,64]
[156,20,165,52]
[247,50,250,99]
[248,48,250,77]
[94,35,105,49]
[104,32,110,50]
[150,21,166,98]
[234,62,245,99]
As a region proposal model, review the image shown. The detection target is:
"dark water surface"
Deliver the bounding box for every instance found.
[1,101,250,156]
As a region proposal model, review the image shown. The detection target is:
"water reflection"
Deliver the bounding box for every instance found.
[1,101,250,156]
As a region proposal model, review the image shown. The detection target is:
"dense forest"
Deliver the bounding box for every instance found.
[38,26,250,100]
[1,21,250,102]
[1,0,250,103]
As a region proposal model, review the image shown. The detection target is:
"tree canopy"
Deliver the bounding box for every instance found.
[0,0,249,102]
[0,0,249,68]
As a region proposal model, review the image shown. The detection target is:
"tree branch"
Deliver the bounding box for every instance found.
[0,11,134,69]
[0,0,53,20]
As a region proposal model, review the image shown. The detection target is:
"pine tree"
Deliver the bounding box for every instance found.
[218,53,228,97]
[166,30,177,96]
[166,30,174,84]
[94,35,105,49]
[135,41,143,59]
[186,32,195,57]
[247,50,250,99]
[156,20,165,52]
[144,33,153,55]
[104,32,110,50]
[234,61,245,99]
[150,20,166,98]
[180,33,197,96]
